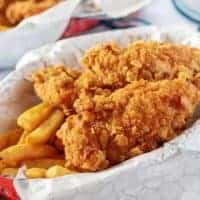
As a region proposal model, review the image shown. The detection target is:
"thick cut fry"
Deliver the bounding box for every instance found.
[17,103,53,131]
[26,110,65,144]
[1,168,18,177]
[0,128,22,151]
[18,131,29,144]
[0,144,57,166]
[25,168,46,178]
[23,158,65,169]
[8,128,23,145]
[46,165,74,178]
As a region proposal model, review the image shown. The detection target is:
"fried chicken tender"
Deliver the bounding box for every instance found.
[6,0,58,25]
[58,79,200,171]
[77,41,200,89]
[32,66,81,114]
[32,41,200,172]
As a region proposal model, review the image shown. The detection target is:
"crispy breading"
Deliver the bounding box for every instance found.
[58,79,200,171]
[32,66,81,114]
[5,0,58,25]
[77,41,200,89]
[32,42,200,113]
[77,42,123,89]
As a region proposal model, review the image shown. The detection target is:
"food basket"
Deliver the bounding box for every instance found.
[1,26,200,200]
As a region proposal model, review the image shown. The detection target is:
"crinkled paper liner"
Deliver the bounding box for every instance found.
[1,26,200,200]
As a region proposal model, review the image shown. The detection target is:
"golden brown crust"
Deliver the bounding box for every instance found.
[58,79,200,171]
[32,66,81,114]
[77,41,200,89]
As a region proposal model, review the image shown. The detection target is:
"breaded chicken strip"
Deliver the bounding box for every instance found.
[58,79,200,171]
[77,41,200,89]
[32,66,81,114]
[6,0,58,25]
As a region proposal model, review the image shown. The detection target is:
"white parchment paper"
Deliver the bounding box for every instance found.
[1,26,200,200]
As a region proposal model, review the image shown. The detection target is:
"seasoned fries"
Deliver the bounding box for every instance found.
[25,168,46,178]
[0,144,57,166]
[0,103,66,178]
[17,103,53,131]
[26,109,65,144]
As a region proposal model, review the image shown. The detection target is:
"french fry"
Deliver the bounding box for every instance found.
[0,160,7,173]
[0,25,9,31]
[18,131,29,144]
[17,103,54,131]
[1,168,18,177]
[25,168,46,179]
[26,110,65,144]
[0,144,57,166]
[46,165,74,178]
[0,128,22,151]
[23,158,65,169]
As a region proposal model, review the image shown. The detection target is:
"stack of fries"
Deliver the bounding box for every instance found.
[0,103,75,179]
